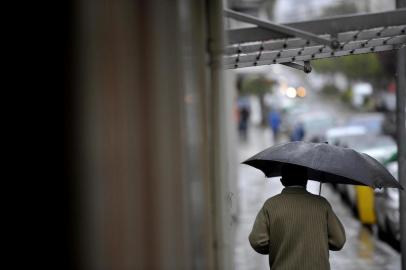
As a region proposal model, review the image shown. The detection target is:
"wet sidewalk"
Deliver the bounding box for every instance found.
[234,127,400,270]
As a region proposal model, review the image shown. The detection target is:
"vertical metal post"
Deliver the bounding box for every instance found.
[398,45,406,270]
[397,2,406,269]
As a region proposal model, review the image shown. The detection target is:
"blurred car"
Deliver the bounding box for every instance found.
[325,125,367,146]
[288,111,335,142]
[338,134,397,163]
[339,135,397,216]
[279,102,309,134]
[265,91,297,113]
[357,136,397,163]
[351,82,372,108]
[376,92,396,112]
[347,113,384,135]
[375,159,400,244]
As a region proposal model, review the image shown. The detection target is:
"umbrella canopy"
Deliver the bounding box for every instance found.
[242,141,403,190]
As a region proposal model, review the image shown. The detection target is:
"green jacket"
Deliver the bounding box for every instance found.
[249,187,346,270]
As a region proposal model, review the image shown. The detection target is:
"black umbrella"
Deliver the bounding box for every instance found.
[242,141,403,190]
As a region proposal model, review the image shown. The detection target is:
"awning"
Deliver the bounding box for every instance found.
[224,8,406,72]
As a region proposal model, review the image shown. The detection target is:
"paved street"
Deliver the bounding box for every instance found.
[234,126,401,270]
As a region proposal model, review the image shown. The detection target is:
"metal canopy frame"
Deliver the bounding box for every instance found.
[224,9,339,49]
[227,9,406,44]
[224,8,406,71]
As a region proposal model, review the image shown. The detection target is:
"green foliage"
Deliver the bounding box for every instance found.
[340,88,353,103]
[321,2,358,17]
[312,53,384,83]
[311,1,392,89]
[236,75,274,126]
[238,75,273,96]
[321,84,339,95]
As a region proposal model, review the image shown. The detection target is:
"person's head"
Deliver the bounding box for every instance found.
[280,163,308,187]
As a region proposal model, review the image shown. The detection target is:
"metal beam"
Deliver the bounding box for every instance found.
[224,34,406,69]
[225,43,402,69]
[227,8,406,44]
[281,61,312,73]
[226,26,405,55]
[224,9,339,49]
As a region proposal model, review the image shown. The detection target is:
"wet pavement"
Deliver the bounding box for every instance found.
[234,126,401,270]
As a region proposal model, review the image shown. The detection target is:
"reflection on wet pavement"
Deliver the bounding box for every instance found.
[234,127,400,270]
[358,226,374,261]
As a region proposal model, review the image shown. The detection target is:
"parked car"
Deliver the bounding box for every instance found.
[375,158,400,245]
[351,82,372,108]
[347,113,385,135]
[289,111,335,142]
[279,102,309,134]
[325,125,367,146]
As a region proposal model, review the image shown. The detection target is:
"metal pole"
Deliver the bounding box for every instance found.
[281,61,312,74]
[397,2,406,270]
[398,44,406,270]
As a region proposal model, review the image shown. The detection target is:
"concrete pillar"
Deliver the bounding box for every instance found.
[72,0,231,269]
[207,1,235,269]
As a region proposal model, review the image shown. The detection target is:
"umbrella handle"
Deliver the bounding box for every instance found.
[319,182,323,196]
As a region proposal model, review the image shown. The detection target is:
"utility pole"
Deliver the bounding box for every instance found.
[397,1,406,269]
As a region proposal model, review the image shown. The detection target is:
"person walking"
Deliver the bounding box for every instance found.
[248,163,346,270]
[290,121,305,141]
[268,109,281,142]
[238,106,250,141]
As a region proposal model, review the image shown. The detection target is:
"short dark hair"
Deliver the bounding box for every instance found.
[280,163,308,187]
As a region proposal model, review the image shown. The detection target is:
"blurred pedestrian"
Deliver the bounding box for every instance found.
[290,122,305,141]
[310,136,322,143]
[238,106,250,141]
[249,163,346,270]
[268,109,281,142]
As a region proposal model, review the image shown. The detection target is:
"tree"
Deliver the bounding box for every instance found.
[312,1,394,90]
[237,74,273,126]
[312,53,388,88]
[321,2,358,17]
